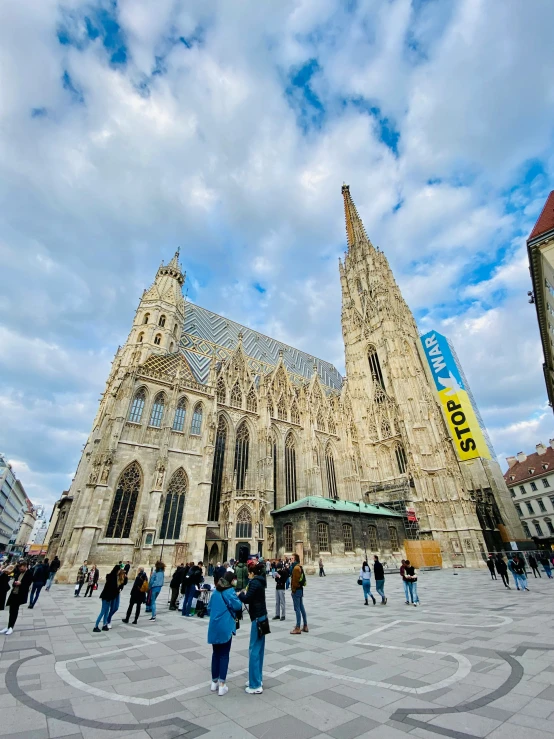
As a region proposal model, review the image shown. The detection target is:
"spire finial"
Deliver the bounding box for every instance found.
[342,184,369,251]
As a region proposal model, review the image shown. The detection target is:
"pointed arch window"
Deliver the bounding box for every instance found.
[285,433,297,505]
[106,462,141,538]
[350,422,358,441]
[129,388,146,423]
[277,397,287,420]
[172,397,187,432]
[173,323,178,336]
[143,313,149,324]
[284,523,293,552]
[236,507,252,539]
[190,404,203,435]
[381,418,391,438]
[138,332,144,343]
[247,387,257,413]
[368,345,385,388]
[159,315,166,327]
[317,409,325,431]
[160,469,187,540]
[395,444,408,474]
[149,393,165,427]
[208,416,227,521]
[291,403,300,424]
[271,435,277,510]
[230,383,242,408]
[325,447,338,499]
[154,334,162,345]
[328,416,336,435]
[234,422,250,490]
[216,378,226,404]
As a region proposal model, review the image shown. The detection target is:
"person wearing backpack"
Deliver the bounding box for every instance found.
[122,568,148,624]
[289,553,308,634]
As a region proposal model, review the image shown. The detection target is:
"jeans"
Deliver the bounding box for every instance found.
[45,573,55,591]
[275,590,286,618]
[285,577,290,590]
[108,593,120,623]
[513,574,527,590]
[362,580,374,602]
[211,638,232,682]
[292,589,307,627]
[30,583,44,607]
[95,599,112,628]
[406,581,419,603]
[182,585,196,616]
[150,588,160,617]
[248,620,265,689]
[375,579,385,600]
[543,565,553,578]
[402,580,410,601]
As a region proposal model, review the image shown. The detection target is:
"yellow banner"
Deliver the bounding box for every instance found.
[438,388,491,461]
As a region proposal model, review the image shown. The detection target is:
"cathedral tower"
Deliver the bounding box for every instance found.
[340,185,488,566]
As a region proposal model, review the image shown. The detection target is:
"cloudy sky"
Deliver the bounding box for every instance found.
[1,0,553,514]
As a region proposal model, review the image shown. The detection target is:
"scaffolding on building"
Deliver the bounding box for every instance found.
[363,477,420,540]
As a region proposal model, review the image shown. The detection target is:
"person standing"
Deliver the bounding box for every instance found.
[373,555,387,604]
[234,552,249,594]
[319,557,325,577]
[239,562,268,694]
[399,559,410,603]
[93,565,120,632]
[182,562,203,617]
[1,561,33,635]
[107,567,127,627]
[84,566,99,597]
[122,567,148,624]
[75,561,88,597]
[169,563,185,610]
[528,555,541,578]
[539,554,553,578]
[289,553,308,634]
[495,556,510,588]
[148,561,165,621]
[28,558,49,609]
[272,562,288,621]
[404,561,419,606]
[359,561,376,605]
[213,561,225,585]
[45,556,60,591]
[208,571,242,696]
[0,564,14,610]
[511,555,529,591]
[486,556,497,580]
[124,561,131,576]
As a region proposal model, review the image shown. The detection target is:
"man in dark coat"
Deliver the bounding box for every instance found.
[1,561,33,635]
[122,568,149,624]
[182,562,204,617]
[46,556,61,591]
[486,555,497,580]
[169,564,185,610]
[29,559,49,609]
[528,555,541,578]
[495,555,510,589]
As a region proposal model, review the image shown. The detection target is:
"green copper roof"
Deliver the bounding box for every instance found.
[272,496,403,517]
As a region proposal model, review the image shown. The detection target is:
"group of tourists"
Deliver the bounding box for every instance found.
[486,551,554,590]
[0,555,62,634]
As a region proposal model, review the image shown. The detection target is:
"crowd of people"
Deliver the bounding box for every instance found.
[486,551,554,590]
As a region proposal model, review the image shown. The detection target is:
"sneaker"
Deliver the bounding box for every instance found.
[371,596,376,605]
[149,617,156,621]
[107,624,112,629]
[210,681,218,692]
[93,627,101,632]
[245,686,263,694]
[28,605,34,609]
[132,621,138,625]
[102,625,109,631]
[290,627,302,634]
[405,601,410,605]
[5,628,13,635]
[413,603,417,607]
[272,616,280,620]
[0,627,8,634]
[218,684,228,697]
[122,619,129,624]
[245,681,263,687]
[280,617,285,621]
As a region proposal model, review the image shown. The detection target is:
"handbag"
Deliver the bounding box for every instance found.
[257,615,270,637]
[221,591,241,631]
[357,578,363,586]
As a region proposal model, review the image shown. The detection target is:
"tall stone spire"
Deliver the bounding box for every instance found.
[342,184,370,251]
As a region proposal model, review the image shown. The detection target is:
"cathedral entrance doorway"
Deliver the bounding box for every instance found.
[235,542,250,560]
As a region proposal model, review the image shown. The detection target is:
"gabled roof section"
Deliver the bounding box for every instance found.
[271,495,402,517]
[528,191,554,242]
[138,351,201,388]
[503,447,554,485]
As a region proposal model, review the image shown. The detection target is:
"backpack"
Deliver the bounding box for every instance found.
[140,577,149,593]
[295,563,307,587]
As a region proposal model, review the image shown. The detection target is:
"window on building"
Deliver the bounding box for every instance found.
[128,388,146,423]
[154,334,162,345]
[530,481,538,491]
[325,447,338,498]
[395,445,408,475]
[343,524,353,551]
[515,504,522,516]
[519,485,526,494]
[284,523,293,552]
[389,526,399,550]
[106,462,141,538]
[138,332,144,343]
[285,434,297,505]
[236,507,252,539]
[543,478,550,488]
[208,416,227,521]
[526,501,534,514]
[368,525,378,551]
[230,383,242,408]
[172,397,187,432]
[317,522,330,552]
[539,499,547,512]
[216,378,226,404]
[143,313,149,324]
[522,522,531,537]
[510,489,515,497]
[247,387,257,412]
[328,416,336,434]
[271,435,277,511]
[277,397,287,421]
[149,393,165,427]
[291,403,300,424]
[159,315,166,327]
[535,521,544,537]
[190,404,203,435]
[546,519,554,534]
[381,419,391,438]
[550,496,554,508]
[159,469,187,540]
[234,422,250,490]
[317,410,325,431]
[173,323,178,336]
[368,345,385,388]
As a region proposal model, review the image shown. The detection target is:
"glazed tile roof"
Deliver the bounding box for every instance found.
[272,495,402,517]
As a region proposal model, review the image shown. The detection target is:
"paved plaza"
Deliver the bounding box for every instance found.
[1,568,554,739]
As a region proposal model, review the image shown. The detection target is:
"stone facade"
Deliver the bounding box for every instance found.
[54,188,522,582]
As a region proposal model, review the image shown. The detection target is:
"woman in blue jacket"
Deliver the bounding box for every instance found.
[207,570,242,696]
[148,561,165,621]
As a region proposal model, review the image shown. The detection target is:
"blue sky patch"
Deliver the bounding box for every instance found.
[285,59,325,133]
[31,107,48,118]
[62,71,84,104]
[253,283,266,294]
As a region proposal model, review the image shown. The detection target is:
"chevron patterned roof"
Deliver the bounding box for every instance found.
[180,303,343,390]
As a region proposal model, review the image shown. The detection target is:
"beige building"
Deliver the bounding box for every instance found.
[528,190,554,409]
[54,186,522,580]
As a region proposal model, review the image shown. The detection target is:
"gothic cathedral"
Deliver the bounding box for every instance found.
[51,186,521,579]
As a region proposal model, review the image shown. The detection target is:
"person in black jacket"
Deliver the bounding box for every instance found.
[1,561,33,635]
[213,562,226,585]
[0,564,14,610]
[93,565,120,632]
[122,568,148,624]
[29,559,50,609]
[373,556,387,605]
[169,564,185,610]
[272,563,288,621]
[45,556,61,591]
[182,562,204,617]
[528,555,541,578]
[495,555,510,588]
[239,562,268,694]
